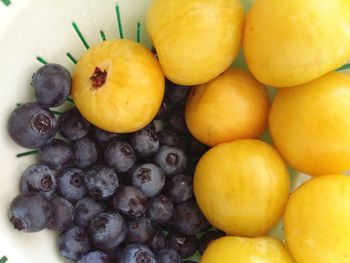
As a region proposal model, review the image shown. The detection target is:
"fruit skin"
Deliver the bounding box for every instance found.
[104,140,136,173]
[47,196,74,232]
[285,175,350,263]
[147,0,244,85]
[8,102,57,149]
[243,0,350,88]
[20,164,57,199]
[9,192,52,232]
[120,244,157,263]
[269,72,350,176]
[185,69,269,146]
[194,139,290,237]
[201,236,295,263]
[125,218,156,245]
[74,197,106,228]
[146,194,174,224]
[58,108,90,141]
[72,39,164,133]
[38,139,73,171]
[113,186,147,218]
[32,63,71,108]
[88,212,126,249]
[57,226,91,261]
[156,248,181,263]
[198,230,225,254]
[154,145,187,176]
[72,137,98,169]
[167,232,197,259]
[57,168,87,202]
[165,174,193,204]
[77,251,110,263]
[149,230,167,252]
[131,127,160,157]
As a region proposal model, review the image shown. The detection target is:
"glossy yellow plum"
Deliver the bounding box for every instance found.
[72,39,164,133]
[185,69,269,146]
[201,236,295,263]
[147,0,244,86]
[269,72,350,176]
[194,139,290,237]
[285,175,350,263]
[243,0,350,87]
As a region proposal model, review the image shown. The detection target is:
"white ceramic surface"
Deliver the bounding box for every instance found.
[0,0,331,262]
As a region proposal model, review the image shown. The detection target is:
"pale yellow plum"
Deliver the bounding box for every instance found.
[194,140,290,237]
[201,236,295,263]
[72,39,164,133]
[147,0,244,86]
[243,0,350,87]
[269,72,350,176]
[185,69,269,146]
[285,175,350,263]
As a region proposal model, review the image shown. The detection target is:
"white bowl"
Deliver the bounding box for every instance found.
[0,0,315,262]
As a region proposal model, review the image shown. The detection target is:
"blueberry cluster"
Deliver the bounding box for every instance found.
[8,64,223,263]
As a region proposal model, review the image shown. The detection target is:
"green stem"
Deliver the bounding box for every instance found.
[36,56,48,65]
[66,52,77,64]
[337,64,350,71]
[100,30,106,41]
[136,22,141,43]
[16,150,38,158]
[116,4,124,39]
[72,22,90,49]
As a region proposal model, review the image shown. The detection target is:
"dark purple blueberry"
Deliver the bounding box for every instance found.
[165,81,190,104]
[168,232,197,259]
[73,137,98,169]
[113,186,147,218]
[132,163,165,197]
[168,107,188,134]
[58,226,91,261]
[158,129,186,152]
[165,174,193,204]
[198,230,226,254]
[120,244,156,263]
[173,201,209,235]
[32,64,71,108]
[104,140,136,173]
[57,168,87,202]
[182,261,197,263]
[88,212,126,249]
[84,166,119,200]
[90,125,119,144]
[126,218,156,245]
[155,101,169,120]
[38,138,73,171]
[20,164,56,199]
[8,102,57,149]
[77,251,111,263]
[154,146,187,176]
[150,230,167,252]
[74,197,106,228]
[131,127,160,157]
[187,136,208,156]
[47,196,74,232]
[9,192,52,232]
[157,248,181,263]
[146,195,174,224]
[59,108,90,141]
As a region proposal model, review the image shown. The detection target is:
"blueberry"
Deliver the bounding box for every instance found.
[38,139,73,171]
[167,232,197,259]
[58,226,91,261]
[90,125,119,144]
[84,166,119,200]
[198,230,225,254]
[77,251,111,263]
[182,261,197,263]
[126,218,156,245]
[154,146,187,176]
[8,102,57,149]
[173,201,209,235]
[157,248,181,263]
[57,168,87,202]
[165,174,193,204]
[165,81,190,104]
[104,140,136,173]
[158,129,186,152]
[120,244,156,263]
[113,186,147,218]
[59,108,90,141]
[132,163,165,197]
[20,164,56,199]
[146,195,174,224]
[73,137,98,169]
[47,196,74,232]
[32,64,71,108]
[149,229,167,252]
[9,192,52,232]
[131,127,160,157]
[155,101,169,120]
[168,107,188,134]
[74,197,106,228]
[187,136,208,156]
[88,212,126,249]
